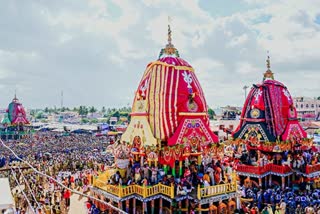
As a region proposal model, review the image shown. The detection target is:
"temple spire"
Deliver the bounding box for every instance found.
[266,55,270,70]
[158,16,179,58]
[168,16,172,45]
[263,51,274,81]
[13,89,18,102]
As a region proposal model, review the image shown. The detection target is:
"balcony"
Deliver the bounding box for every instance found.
[198,181,237,199]
[236,163,292,176]
[306,164,320,174]
[236,164,271,175]
[94,179,174,198]
[93,177,237,200]
[270,164,291,174]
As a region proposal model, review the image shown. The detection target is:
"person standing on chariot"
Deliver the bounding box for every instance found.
[150,164,158,184]
[142,164,149,181]
[134,165,141,183]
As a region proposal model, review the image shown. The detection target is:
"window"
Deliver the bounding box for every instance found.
[311,104,314,108]
[301,104,303,108]
[306,104,309,108]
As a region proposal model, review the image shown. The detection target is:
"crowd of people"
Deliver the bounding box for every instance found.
[0,132,112,214]
[1,131,320,214]
[239,184,320,214]
[237,143,320,173]
[107,143,235,199]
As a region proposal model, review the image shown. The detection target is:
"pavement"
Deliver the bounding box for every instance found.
[69,193,88,214]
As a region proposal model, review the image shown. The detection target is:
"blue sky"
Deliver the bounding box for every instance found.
[0,0,319,109]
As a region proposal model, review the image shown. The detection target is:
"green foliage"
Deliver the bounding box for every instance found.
[101,106,106,113]
[111,111,120,118]
[35,111,44,119]
[89,106,97,114]
[81,118,89,124]
[90,118,99,123]
[30,110,36,116]
[78,106,88,116]
[98,118,109,123]
[208,107,216,120]
[36,105,132,121]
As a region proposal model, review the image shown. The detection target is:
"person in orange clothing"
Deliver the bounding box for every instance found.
[86,171,92,185]
[214,166,221,184]
[203,171,211,185]
[244,176,251,188]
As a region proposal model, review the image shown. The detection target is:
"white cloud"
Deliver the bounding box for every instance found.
[236,62,259,74]
[227,34,249,47]
[0,0,319,108]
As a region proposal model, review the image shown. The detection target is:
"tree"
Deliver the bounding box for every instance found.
[101,106,106,114]
[208,108,216,120]
[91,118,99,123]
[81,118,89,123]
[89,106,97,114]
[111,111,120,118]
[30,110,36,117]
[35,112,44,119]
[317,96,320,100]
[44,107,49,113]
[78,106,88,117]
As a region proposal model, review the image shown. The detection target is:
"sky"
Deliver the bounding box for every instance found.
[0,0,319,109]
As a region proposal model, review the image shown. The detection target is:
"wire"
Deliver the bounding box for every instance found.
[1,139,127,214]
[17,165,42,209]
[10,167,36,214]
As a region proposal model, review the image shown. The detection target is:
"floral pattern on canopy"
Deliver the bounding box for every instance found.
[233,79,307,142]
[168,118,218,147]
[122,52,218,146]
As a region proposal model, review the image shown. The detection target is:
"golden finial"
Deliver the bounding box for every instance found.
[263,51,274,81]
[266,56,270,70]
[13,89,18,101]
[158,16,179,58]
[168,16,172,45]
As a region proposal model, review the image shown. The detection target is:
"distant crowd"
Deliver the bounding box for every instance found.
[0,132,110,214]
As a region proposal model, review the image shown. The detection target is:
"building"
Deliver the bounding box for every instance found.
[293,97,320,121]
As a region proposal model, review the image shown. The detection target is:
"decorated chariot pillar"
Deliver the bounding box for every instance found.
[133,198,136,214]
[125,199,130,213]
[258,178,262,187]
[269,174,272,187]
[143,201,147,214]
[281,177,285,190]
[151,200,155,214]
[118,201,122,210]
[159,198,163,214]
